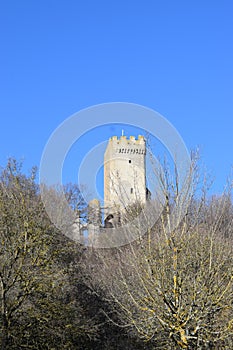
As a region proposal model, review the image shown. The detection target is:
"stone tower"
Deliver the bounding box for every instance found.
[104,135,146,220]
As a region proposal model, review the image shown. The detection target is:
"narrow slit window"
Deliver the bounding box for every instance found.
[130,188,133,194]
[129,160,131,163]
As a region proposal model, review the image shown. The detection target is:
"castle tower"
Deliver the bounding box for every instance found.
[104,135,146,219]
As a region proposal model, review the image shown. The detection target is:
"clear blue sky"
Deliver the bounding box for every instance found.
[1,1,232,196]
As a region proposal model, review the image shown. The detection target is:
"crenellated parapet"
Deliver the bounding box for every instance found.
[109,135,145,144]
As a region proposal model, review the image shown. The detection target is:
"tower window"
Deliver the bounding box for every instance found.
[130,188,133,194]
[129,160,131,163]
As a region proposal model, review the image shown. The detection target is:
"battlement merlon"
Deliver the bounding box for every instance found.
[109,135,145,144]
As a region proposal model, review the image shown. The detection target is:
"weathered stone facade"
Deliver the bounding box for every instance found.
[104,135,146,220]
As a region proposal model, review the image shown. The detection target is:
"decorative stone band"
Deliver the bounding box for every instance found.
[117,148,146,154]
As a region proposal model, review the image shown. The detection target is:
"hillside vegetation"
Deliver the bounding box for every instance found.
[0,158,232,349]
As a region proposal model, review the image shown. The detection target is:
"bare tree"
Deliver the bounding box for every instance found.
[89,154,233,349]
[0,159,98,349]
